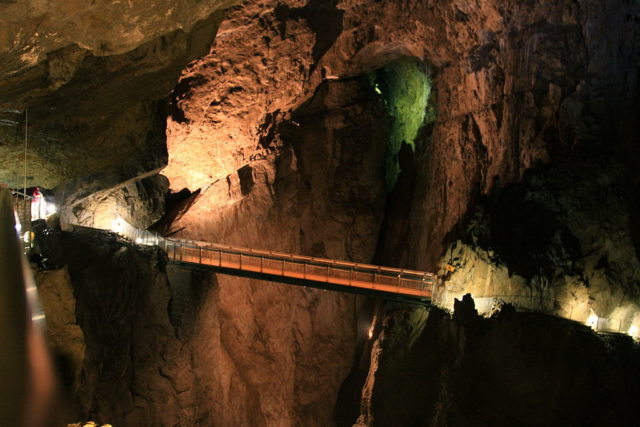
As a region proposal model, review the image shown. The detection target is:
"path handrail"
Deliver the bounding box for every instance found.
[165,237,434,282]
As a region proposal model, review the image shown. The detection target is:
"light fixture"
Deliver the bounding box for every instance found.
[44,200,57,217]
[14,211,21,234]
[586,311,599,330]
[110,216,125,234]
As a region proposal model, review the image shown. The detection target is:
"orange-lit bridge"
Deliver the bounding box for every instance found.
[161,237,434,304]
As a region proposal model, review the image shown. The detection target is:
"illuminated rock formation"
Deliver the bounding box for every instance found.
[2,0,639,425]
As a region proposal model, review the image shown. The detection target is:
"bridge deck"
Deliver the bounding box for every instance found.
[163,238,434,302]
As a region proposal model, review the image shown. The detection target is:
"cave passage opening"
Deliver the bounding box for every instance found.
[369,58,436,191]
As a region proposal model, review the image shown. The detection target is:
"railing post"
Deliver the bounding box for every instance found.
[326,264,330,282]
[260,256,263,273]
[199,247,202,264]
[239,253,242,270]
[303,262,307,280]
[349,268,353,285]
[282,260,285,276]
[218,249,222,267]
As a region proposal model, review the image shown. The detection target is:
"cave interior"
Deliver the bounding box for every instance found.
[1,0,640,426]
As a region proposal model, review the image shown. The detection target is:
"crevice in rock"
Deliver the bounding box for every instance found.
[151,187,201,235]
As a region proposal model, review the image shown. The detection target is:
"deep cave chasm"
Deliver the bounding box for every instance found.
[3,0,640,425]
[369,58,435,191]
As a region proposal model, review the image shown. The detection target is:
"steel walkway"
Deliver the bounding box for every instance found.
[162,238,434,303]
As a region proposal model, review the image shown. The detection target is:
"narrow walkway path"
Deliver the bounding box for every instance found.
[163,238,434,303]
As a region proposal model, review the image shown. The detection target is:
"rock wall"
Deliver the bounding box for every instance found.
[16,0,640,425]
[437,158,640,330]
[36,74,391,425]
[357,299,640,427]
[59,174,169,231]
[166,75,391,426]
[36,227,210,425]
[0,1,235,188]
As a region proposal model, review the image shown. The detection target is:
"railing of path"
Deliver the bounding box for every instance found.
[163,238,434,300]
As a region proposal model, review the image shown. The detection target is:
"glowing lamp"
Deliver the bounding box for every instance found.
[586,312,599,330]
[628,325,639,339]
[14,211,21,234]
[111,217,125,234]
[44,201,57,217]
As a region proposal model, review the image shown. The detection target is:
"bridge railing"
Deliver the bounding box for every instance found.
[163,238,434,297]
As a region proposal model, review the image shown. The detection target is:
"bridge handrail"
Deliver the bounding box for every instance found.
[164,237,434,282]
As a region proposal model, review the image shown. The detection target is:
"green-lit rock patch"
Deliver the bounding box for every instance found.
[370,59,435,190]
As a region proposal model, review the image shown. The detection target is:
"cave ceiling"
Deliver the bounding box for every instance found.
[0,0,637,245]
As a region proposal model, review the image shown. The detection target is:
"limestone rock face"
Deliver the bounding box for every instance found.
[49,228,195,425]
[0,0,238,74]
[0,1,235,189]
[163,0,640,270]
[13,0,640,425]
[37,225,358,426]
[357,304,640,427]
[167,76,390,426]
[437,158,640,331]
[59,174,169,231]
[34,267,85,398]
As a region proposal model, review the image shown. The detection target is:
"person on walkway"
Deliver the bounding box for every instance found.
[30,187,46,220]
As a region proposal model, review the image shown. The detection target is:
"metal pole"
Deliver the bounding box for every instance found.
[23,107,27,205]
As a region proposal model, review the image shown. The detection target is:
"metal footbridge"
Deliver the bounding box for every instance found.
[161,237,434,303]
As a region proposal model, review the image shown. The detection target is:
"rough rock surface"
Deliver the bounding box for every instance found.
[0,1,236,188]
[59,174,169,230]
[34,266,85,397]
[355,300,640,427]
[11,0,640,425]
[43,228,198,425]
[36,224,359,426]
[437,158,640,331]
[166,76,390,425]
[163,0,640,270]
